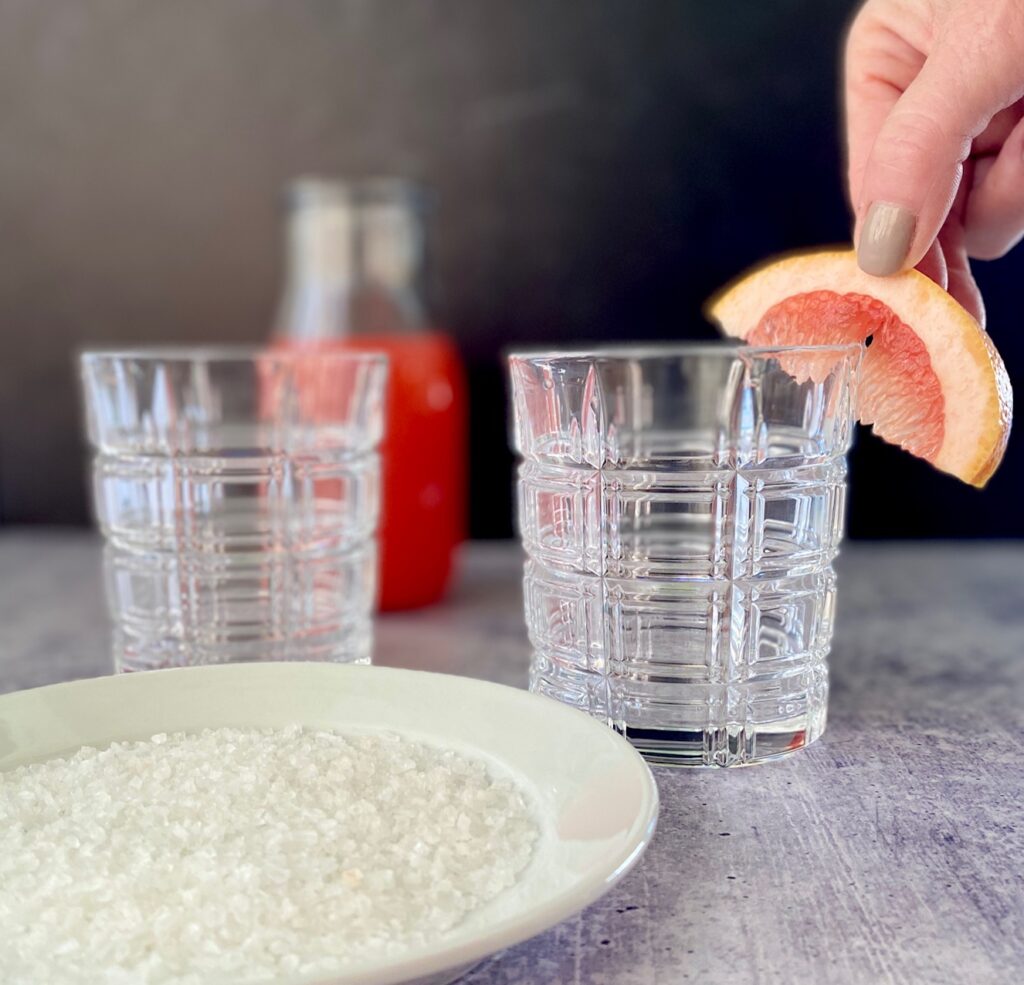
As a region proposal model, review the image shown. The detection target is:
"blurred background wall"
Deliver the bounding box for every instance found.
[1,0,1021,538]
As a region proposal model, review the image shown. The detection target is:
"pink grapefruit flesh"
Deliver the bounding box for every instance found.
[706,249,1011,487]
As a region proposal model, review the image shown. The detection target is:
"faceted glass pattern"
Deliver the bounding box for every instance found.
[81,349,387,671]
[509,344,861,766]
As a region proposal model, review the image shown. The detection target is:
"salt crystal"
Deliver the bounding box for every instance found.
[0,726,538,983]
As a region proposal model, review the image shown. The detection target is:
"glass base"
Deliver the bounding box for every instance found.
[113,634,372,673]
[620,723,819,768]
[529,654,827,767]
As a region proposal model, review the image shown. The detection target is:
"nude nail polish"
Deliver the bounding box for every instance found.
[857,202,916,276]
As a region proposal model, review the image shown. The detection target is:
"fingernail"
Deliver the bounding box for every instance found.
[857,202,916,275]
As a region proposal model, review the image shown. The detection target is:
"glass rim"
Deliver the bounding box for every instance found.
[287,175,428,210]
[507,341,864,362]
[79,345,389,367]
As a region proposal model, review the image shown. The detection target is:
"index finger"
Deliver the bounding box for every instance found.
[843,9,925,229]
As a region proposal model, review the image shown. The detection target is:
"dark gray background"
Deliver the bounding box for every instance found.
[2,0,1021,537]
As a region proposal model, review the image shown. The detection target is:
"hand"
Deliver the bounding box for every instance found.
[845,0,1024,325]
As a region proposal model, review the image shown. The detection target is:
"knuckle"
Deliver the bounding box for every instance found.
[890,111,952,153]
[965,180,1024,259]
[965,230,1023,261]
[872,111,965,176]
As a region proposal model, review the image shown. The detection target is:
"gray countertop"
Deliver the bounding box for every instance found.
[1,531,1022,985]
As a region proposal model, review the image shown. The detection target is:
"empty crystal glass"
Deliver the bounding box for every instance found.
[81,348,387,671]
[509,343,861,766]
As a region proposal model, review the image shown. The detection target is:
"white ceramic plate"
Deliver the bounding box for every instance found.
[0,663,658,985]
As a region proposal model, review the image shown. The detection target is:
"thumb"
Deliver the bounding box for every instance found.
[855,50,1002,276]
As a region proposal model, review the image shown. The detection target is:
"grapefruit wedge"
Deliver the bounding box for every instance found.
[706,248,1012,487]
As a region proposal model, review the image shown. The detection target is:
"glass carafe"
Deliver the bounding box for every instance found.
[275,178,466,611]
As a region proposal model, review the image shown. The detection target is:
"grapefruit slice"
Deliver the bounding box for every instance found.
[706,248,1012,487]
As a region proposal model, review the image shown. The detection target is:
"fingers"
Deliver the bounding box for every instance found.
[915,241,948,291]
[916,235,984,325]
[843,8,923,226]
[913,160,985,325]
[851,0,1024,277]
[942,239,986,327]
[943,166,986,325]
[854,51,984,276]
[971,103,1024,156]
[964,113,1024,259]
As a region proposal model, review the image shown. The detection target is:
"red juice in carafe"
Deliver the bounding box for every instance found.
[274,178,467,610]
[338,331,466,610]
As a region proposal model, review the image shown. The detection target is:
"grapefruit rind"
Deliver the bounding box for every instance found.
[705,248,1012,487]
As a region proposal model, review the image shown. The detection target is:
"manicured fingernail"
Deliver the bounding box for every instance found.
[857,202,916,275]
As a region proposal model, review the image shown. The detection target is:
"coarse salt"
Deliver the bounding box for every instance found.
[0,726,539,984]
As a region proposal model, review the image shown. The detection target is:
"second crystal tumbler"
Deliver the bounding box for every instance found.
[509,344,861,766]
[81,348,387,671]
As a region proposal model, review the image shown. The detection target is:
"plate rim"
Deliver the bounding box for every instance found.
[0,663,660,985]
